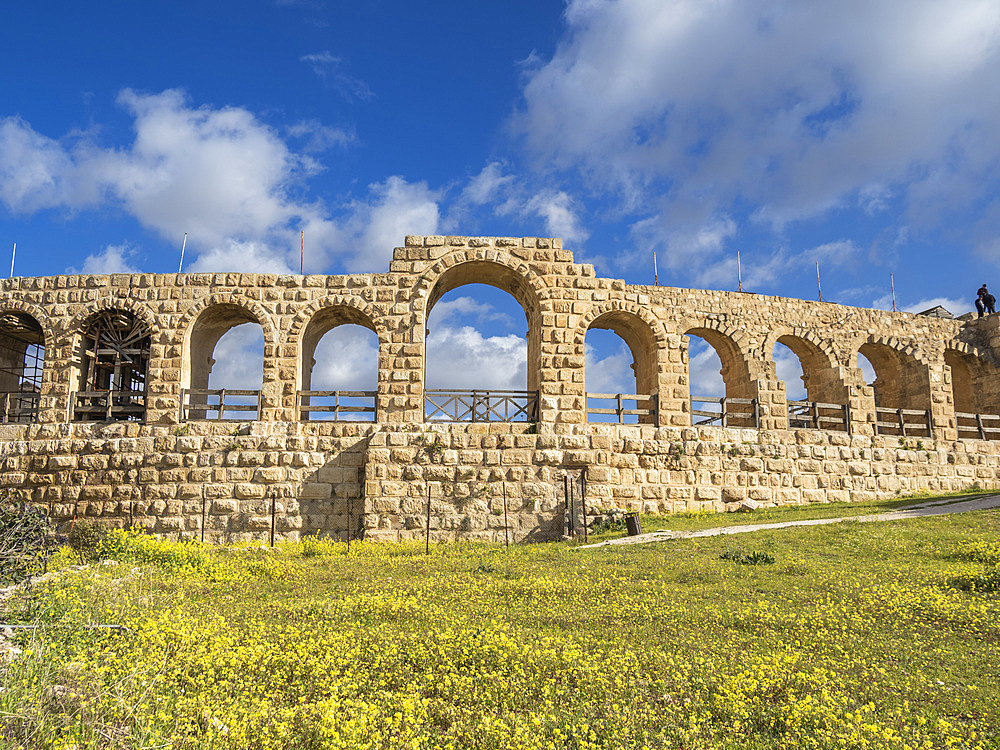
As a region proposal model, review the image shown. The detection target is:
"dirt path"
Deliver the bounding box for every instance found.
[579,494,1000,549]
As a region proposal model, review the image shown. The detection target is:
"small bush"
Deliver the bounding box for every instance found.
[951,539,1000,566]
[591,508,629,534]
[0,496,52,584]
[68,519,110,564]
[301,536,345,557]
[720,548,776,565]
[946,566,1000,593]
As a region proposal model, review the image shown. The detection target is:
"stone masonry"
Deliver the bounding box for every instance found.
[2,235,1000,542]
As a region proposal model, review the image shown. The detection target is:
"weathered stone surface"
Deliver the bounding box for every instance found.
[2,235,1000,543]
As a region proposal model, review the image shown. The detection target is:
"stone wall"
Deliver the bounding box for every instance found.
[2,235,1000,542]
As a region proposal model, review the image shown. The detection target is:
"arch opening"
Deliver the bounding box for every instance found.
[73,309,151,422]
[184,305,264,421]
[857,342,931,436]
[585,311,658,424]
[0,312,44,423]
[685,328,756,428]
[425,275,535,422]
[945,348,1000,439]
[773,335,849,431]
[300,308,378,421]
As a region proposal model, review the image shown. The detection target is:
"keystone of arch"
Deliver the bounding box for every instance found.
[944,340,999,369]
[412,248,551,314]
[677,318,755,361]
[287,295,388,343]
[854,334,932,367]
[175,293,278,346]
[760,327,842,370]
[62,295,159,338]
[0,295,58,352]
[572,300,670,348]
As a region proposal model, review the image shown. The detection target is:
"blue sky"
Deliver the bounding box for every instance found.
[3,0,1000,401]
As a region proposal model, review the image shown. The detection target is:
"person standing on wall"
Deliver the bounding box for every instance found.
[977,285,988,317]
[985,286,997,315]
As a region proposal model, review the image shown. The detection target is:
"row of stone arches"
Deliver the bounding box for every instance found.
[1,254,998,434]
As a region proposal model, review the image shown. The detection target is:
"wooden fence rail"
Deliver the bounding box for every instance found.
[955,411,1000,440]
[0,391,40,424]
[787,399,850,432]
[690,396,760,428]
[874,406,933,437]
[586,392,658,425]
[297,390,377,421]
[71,390,146,422]
[180,388,262,422]
[424,389,538,422]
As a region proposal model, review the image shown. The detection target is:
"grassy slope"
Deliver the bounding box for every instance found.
[2,498,999,749]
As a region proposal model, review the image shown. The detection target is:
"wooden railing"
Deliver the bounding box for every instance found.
[297,390,376,421]
[71,390,146,422]
[0,391,40,424]
[875,406,933,437]
[586,392,658,425]
[180,388,261,422]
[690,396,760,428]
[787,400,850,432]
[955,411,1000,440]
[424,389,538,422]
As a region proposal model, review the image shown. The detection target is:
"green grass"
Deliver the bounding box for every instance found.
[1,501,999,749]
[583,488,998,540]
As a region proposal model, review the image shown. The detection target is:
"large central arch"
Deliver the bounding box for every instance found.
[422,257,544,394]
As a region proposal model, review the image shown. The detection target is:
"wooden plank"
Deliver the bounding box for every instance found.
[587,392,648,401]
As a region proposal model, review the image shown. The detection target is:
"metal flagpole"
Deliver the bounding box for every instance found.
[300,230,304,275]
[816,262,822,302]
[178,232,187,273]
[890,273,896,312]
[9,243,15,278]
[737,250,742,292]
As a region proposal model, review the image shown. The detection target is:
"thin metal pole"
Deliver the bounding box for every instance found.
[563,474,570,537]
[300,230,304,275]
[581,473,588,543]
[178,232,187,273]
[425,484,432,555]
[9,242,15,278]
[890,273,896,312]
[200,496,206,542]
[653,251,658,286]
[816,262,822,302]
[737,250,742,292]
[269,492,276,547]
[502,483,509,548]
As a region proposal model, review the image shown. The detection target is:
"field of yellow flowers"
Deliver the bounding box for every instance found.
[2,501,999,749]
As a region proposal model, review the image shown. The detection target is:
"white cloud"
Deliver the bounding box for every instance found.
[460,162,516,206]
[524,190,590,244]
[310,324,379,391]
[866,293,972,316]
[0,89,342,273]
[432,296,515,328]
[584,339,635,394]
[300,52,374,102]
[287,120,356,152]
[342,176,440,272]
[187,240,296,274]
[425,326,527,390]
[67,243,142,275]
[772,343,806,401]
[207,323,265,391]
[686,337,725,398]
[517,0,1000,263]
